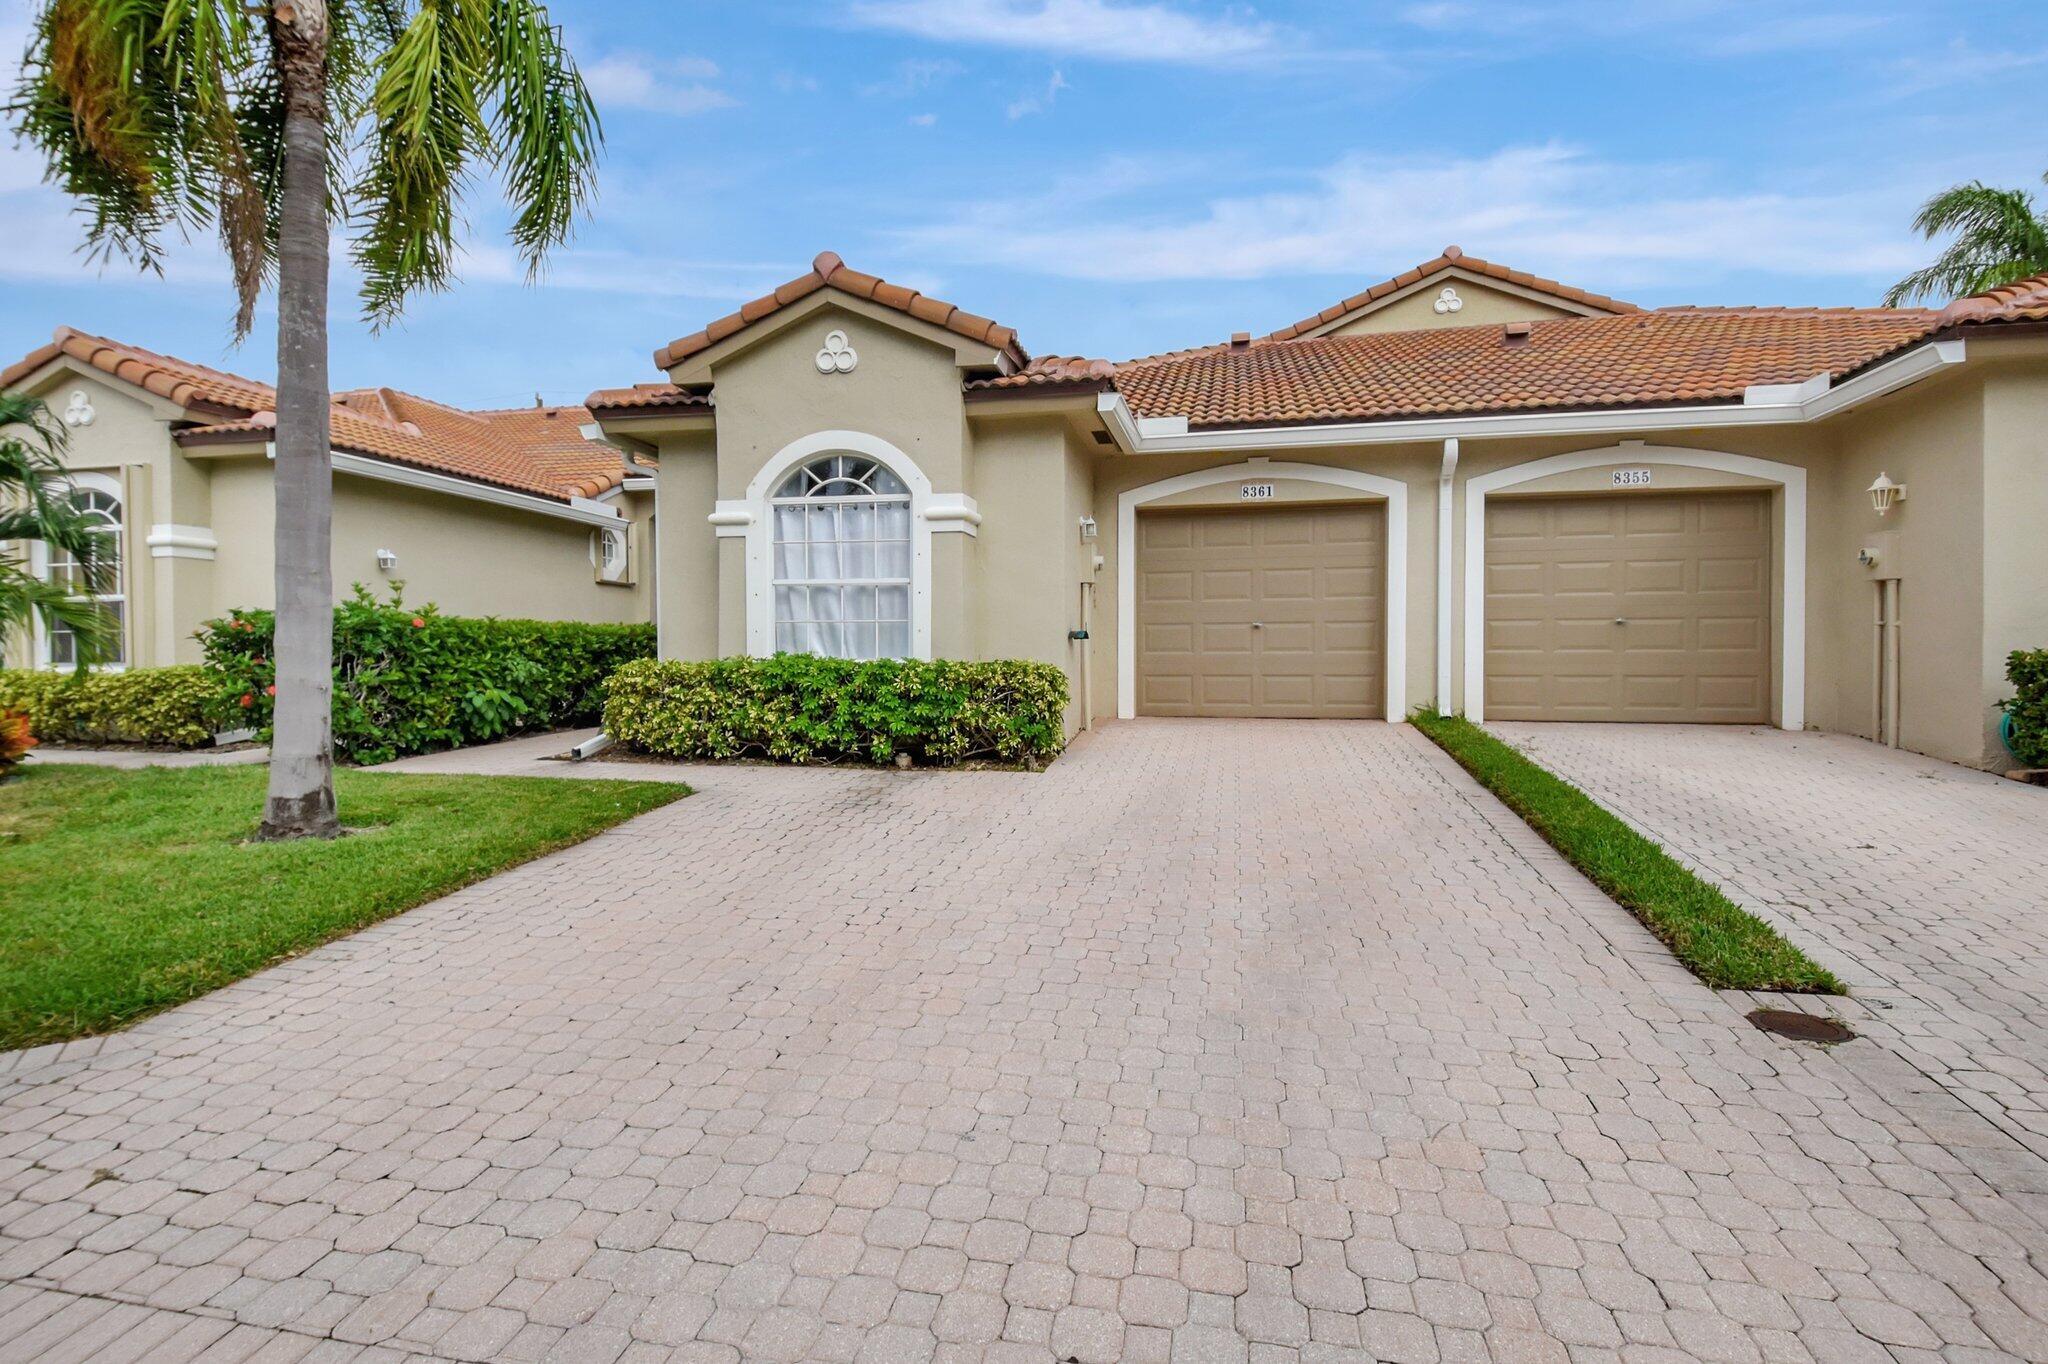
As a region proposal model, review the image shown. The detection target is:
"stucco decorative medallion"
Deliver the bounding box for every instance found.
[1432,286,1464,315]
[62,390,96,427]
[815,330,858,374]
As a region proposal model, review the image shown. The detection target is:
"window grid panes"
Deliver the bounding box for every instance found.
[772,456,911,659]
[45,486,124,667]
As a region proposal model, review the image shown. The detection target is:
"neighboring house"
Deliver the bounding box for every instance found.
[584,248,2048,769]
[1,329,653,670]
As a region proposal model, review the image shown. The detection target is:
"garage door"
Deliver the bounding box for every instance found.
[1485,491,1770,723]
[1135,503,1383,718]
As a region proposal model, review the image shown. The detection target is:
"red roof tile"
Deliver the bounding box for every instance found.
[1936,273,2048,326]
[652,252,1030,371]
[1261,246,1641,343]
[583,382,715,416]
[0,329,626,501]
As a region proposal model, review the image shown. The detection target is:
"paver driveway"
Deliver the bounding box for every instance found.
[1493,723,2048,1171]
[5,721,2048,1364]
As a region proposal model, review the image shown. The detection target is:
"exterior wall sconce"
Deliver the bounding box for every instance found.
[1867,473,1906,516]
[1078,515,1098,541]
[376,548,398,571]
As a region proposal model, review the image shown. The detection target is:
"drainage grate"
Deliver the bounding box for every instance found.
[1747,1008,1856,1044]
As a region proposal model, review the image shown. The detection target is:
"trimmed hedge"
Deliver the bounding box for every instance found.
[604,655,1069,766]
[2005,649,2048,767]
[0,666,220,747]
[203,586,656,765]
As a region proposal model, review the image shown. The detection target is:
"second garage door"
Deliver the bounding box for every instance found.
[1135,503,1384,718]
[1484,490,1771,723]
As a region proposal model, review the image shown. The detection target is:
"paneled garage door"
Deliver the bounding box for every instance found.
[1485,490,1771,723]
[1135,503,1384,718]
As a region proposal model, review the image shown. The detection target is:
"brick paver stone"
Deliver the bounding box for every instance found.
[4,720,2048,1362]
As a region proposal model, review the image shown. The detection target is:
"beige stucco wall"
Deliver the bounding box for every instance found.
[1327,276,1587,336]
[207,459,652,624]
[1981,356,2048,763]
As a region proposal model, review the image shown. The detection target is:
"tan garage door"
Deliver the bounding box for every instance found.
[1485,491,1771,723]
[1135,503,1383,718]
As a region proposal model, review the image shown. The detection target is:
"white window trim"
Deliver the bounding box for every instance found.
[1116,461,1409,723]
[30,469,128,671]
[724,430,951,660]
[1461,444,1806,731]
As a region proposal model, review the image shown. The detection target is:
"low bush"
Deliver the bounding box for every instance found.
[0,710,34,778]
[604,654,1070,766]
[2005,648,2048,767]
[203,586,656,765]
[0,666,220,747]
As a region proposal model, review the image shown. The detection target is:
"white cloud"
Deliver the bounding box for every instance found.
[889,144,1926,290]
[859,58,964,98]
[845,0,1284,66]
[1006,70,1068,119]
[1397,1,1888,56]
[908,112,940,127]
[583,54,736,117]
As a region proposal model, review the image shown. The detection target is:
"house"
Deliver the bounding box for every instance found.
[583,248,2048,770]
[1,329,654,670]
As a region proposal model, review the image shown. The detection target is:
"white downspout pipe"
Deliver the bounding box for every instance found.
[1437,438,1459,713]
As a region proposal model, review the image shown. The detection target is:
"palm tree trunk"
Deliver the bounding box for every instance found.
[258,0,339,841]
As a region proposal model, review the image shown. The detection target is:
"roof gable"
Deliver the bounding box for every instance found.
[1262,246,1638,343]
[653,252,1029,378]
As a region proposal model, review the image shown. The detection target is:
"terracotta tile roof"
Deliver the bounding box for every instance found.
[583,382,715,416]
[179,391,623,500]
[1261,246,1642,343]
[1936,273,2048,325]
[971,306,1946,430]
[0,326,275,417]
[652,252,1029,372]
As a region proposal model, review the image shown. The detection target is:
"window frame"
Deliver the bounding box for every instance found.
[768,456,914,660]
[30,470,128,671]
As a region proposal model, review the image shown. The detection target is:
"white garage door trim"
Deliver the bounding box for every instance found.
[1462,445,1806,731]
[1119,461,1407,722]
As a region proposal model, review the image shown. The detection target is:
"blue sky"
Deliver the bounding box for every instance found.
[2,0,2042,408]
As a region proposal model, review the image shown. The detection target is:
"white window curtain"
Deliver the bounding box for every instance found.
[771,455,912,659]
[44,482,125,667]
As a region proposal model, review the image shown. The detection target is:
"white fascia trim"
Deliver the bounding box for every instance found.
[742,430,943,659]
[1462,444,1806,731]
[1118,460,1407,723]
[147,523,218,560]
[1435,440,1459,710]
[328,451,625,527]
[923,493,981,536]
[1098,340,1966,454]
[621,476,656,492]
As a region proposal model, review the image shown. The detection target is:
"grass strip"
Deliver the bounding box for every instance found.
[1414,711,1840,994]
[0,764,687,1050]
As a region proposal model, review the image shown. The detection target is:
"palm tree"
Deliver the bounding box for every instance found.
[1,394,115,672]
[10,1,600,838]
[1885,173,2048,306]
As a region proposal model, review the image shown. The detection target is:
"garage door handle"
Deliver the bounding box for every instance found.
[1614,617,1627,625]
[1251,621,1264,629]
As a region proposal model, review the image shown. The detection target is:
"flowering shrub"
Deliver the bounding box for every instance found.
[202,585,655,765]
[0,709,35,779]
[0,666,220,747]
[603,654,1070,767]
[2004,649,2048,767]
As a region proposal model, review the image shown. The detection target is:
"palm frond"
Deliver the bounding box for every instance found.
[0,395,114,670]
[351,0,492,324]
[1886,179,2048,306]
[484,0,601,279]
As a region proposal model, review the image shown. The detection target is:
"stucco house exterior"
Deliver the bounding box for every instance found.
[583,248,2048,771]
[2,329,653,670]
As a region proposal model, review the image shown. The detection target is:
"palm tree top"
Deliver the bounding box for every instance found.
[1885,172,2048,308]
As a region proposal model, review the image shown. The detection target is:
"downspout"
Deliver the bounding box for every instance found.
[1437,438,1459,713]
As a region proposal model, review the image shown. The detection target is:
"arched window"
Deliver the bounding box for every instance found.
[771,455,911,659]
[45,478,125,667]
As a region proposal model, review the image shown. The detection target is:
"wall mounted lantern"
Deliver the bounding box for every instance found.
[1078,515,1098,542]
[1867,472,1906,516]
[376,548,398,571]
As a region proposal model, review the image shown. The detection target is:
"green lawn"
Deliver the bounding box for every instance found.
[0,764,686,1050]
[1413,712,1841,994]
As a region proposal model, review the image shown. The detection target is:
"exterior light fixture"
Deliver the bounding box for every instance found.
[376,548,398,571]
[1867,473,1906,516]
[1078,515,1098,541]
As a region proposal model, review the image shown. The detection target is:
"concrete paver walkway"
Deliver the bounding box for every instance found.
[5,720,2048,1362]
[1495,722,2048,1169]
